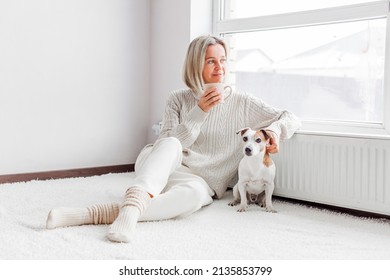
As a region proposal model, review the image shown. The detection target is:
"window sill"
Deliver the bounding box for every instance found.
[296,120,390,140]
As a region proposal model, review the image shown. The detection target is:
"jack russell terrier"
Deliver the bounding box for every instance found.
[229,127,277,213]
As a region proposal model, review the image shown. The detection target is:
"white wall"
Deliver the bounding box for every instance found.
[0,0,212,175]
[0,0,150,174]
[148,0,213,142]
[148,0,191,142]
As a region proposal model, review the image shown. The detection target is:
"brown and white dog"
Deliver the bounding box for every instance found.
[229,127,277,212]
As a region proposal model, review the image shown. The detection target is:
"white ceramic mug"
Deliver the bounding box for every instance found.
[203,83,232,103]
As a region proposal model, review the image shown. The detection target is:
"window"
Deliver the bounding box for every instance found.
[214,0,390,137]
[222,0,381,19]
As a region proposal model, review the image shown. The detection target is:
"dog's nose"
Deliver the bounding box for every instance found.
[245,147,252,155]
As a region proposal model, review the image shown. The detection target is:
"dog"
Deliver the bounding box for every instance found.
[229,127,277,213]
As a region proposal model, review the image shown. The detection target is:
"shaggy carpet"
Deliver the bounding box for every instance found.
[1,172,390,260]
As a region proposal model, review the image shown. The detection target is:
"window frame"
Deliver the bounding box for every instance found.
[213,0,390,139]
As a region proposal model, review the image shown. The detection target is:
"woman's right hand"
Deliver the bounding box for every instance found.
[198,87,222,112]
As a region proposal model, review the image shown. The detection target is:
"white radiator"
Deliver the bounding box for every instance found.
[273,134,390,216]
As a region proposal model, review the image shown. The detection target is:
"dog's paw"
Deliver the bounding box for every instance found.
[228,200,239,206]
[266,207,277,213]
[237,207,247,212]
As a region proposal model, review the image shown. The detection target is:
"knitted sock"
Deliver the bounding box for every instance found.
[46,203,120,229]
[89,203,120,225]
[46,207,91,229]
[107,187,151,243]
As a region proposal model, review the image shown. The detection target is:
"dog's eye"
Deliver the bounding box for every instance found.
[243,137,248,142]
[256,138,261,143]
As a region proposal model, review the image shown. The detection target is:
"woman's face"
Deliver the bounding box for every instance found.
[202,44,227,84]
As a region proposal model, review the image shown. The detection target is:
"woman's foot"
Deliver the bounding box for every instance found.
[46,207,90,229]
[106,187,151,243]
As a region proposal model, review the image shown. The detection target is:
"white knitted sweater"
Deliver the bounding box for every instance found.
[159,88,301,198]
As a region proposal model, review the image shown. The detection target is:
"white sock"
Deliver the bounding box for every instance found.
[107,187,151,243]
[46,203,120,229]
[46,207,91,229]
[106,206,141,243]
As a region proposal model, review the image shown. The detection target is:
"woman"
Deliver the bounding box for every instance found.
[46,35,301,243]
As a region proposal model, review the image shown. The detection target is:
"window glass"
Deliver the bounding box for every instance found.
[225,19,386,123]
[224,0,381,19]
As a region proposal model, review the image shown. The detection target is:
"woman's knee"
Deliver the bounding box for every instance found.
[155,137,182,152]
[135,137,182,174]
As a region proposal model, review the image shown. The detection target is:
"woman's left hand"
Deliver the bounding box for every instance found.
[266,130,279,154]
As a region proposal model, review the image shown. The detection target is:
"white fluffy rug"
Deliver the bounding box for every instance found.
[1,172,390,260]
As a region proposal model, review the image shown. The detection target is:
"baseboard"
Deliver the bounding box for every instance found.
[274,196,390,220]
[0,164,135,184]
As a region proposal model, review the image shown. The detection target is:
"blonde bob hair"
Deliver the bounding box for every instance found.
[183,35,228,95]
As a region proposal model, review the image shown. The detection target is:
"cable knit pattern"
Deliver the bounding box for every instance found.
[159,89,301,198]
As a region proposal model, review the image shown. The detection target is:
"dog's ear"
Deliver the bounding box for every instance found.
[260,129,270,140]
[236,127,250,136]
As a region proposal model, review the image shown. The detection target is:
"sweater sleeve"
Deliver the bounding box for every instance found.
[246,94,301,140]
[159,90,209,148]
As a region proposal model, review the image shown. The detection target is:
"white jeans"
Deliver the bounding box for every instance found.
[133,137,214,221]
